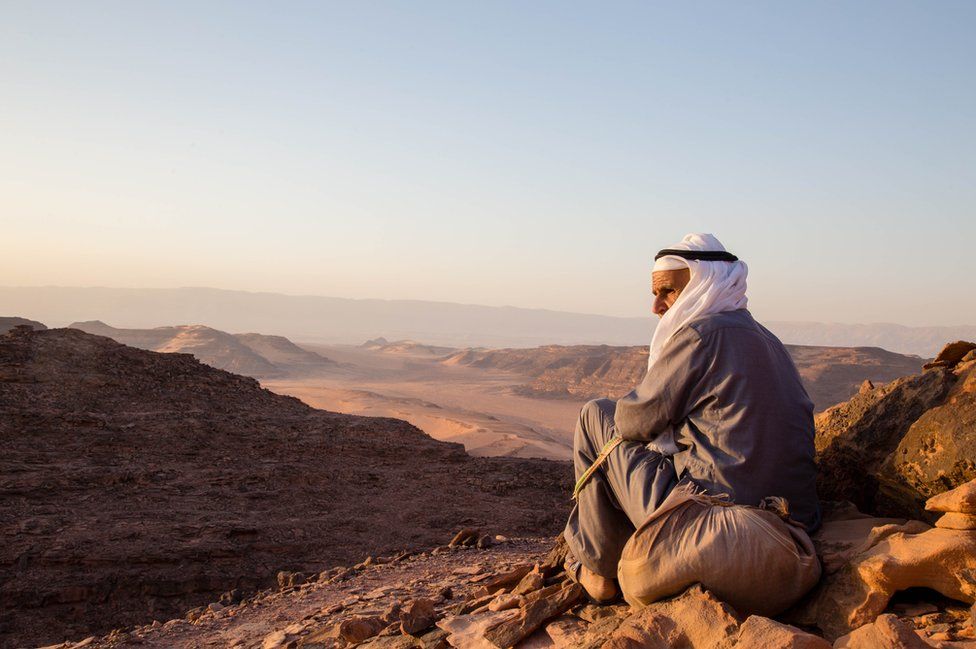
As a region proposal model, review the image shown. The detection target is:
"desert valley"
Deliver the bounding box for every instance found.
[64,319,928,461]
[4,315,976,648]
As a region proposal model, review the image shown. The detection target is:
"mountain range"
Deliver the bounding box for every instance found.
[2,286,973,356]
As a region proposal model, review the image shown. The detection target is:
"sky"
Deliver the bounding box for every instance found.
[1,1,974,326]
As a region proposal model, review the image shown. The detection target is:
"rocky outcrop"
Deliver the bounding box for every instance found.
[0,327,571,648]
[816,341,976,519]
[787,481,976,643]
[0,316,46,334]
[883,351,976,516]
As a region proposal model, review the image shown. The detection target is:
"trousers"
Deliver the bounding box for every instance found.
[563,398,679,578]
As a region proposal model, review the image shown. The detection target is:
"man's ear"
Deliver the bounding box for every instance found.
[675,268,691,291]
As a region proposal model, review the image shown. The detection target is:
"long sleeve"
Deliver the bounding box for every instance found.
[614,325,707,442]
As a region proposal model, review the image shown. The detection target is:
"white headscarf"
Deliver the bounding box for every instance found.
[648,233,749,371]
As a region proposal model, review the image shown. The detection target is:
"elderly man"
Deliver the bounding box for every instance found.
[564,233,821,602]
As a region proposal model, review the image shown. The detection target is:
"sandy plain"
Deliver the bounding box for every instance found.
[262,343,582,460]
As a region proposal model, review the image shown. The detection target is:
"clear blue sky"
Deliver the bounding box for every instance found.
[2,1,973,325]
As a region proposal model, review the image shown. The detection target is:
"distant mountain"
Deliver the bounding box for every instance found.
[68,320,334,378]
[765,322,976,359]
[2,286,972,355]
[445,343,925,412]
[0,316,47,334]
[360,337,457,355]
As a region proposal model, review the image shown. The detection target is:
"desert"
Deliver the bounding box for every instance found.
[5,4,975,647]
[3,320,976,647]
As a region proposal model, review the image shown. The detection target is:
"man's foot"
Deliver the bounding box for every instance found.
[579,564,620,603]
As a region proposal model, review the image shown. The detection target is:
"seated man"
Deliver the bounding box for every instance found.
[564,233,821,602]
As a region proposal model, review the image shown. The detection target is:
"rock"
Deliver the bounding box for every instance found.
[476,535,494,550]
[574,613,631,649]
[927,479,976,514]
[574,603,628,623]
[338,616,386,643]
[539,535,569,576]
[399,598,437,636]
[470,564,534,598]
[724,616,830,648]
[262,630,288,649]
[278,570,310,588]
[220,588,243,605]
[449,528,481,547]
[925,341,976,369]
[883,362,976,519]
[438,609,521,648]
[832,614,931,648]
[488,593,523,612]
[483,583,584,648]
[815,367,955,517]
[605,584,740,648]
[544,615,588,647]
[791,522,976,640]
[511,567,545,596]
[936,513,976,530]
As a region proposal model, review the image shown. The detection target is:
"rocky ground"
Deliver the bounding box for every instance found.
[0,326,570,648]
[42,496,976,649]
[6,323,976,649]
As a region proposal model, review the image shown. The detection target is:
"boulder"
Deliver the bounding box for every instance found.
[543,616,588,648]
[724,615,831,648]
[337,615,386,643]
[924,341,976,369]
[935,513,976,530]
[927,479,976,514]
[832,614,931,648]
[815,367,955,517]
[790,510,976,640]
[882,363,976,519]
[603,584,740,648]
[399,598,437,635]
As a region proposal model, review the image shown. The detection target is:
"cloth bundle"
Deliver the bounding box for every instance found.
[617,484,822,617]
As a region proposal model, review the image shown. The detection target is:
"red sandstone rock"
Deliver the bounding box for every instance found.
[927,479,976,515]
[833,614,932,648]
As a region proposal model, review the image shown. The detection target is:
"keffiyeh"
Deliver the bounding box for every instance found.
[648,233,749,370]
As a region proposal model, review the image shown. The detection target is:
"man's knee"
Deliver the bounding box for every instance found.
[582,398,615,422]
[577,398,616,446]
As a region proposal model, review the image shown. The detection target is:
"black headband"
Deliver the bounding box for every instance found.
[654,249,739,262]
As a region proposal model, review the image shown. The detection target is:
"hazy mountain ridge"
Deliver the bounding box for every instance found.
[68,320,334,378]
[0,316,46,334]
[360,337,456,355]
[4,286,973,355]
[445,343,926,412]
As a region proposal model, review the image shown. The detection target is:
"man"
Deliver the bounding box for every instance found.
[564,233,821,602]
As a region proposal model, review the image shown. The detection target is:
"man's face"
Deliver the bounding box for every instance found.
[651,268,691,317]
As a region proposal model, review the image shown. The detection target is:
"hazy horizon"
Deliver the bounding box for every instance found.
[4,285,975,356]
[3,2,974,326]
[4,283,976,329]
